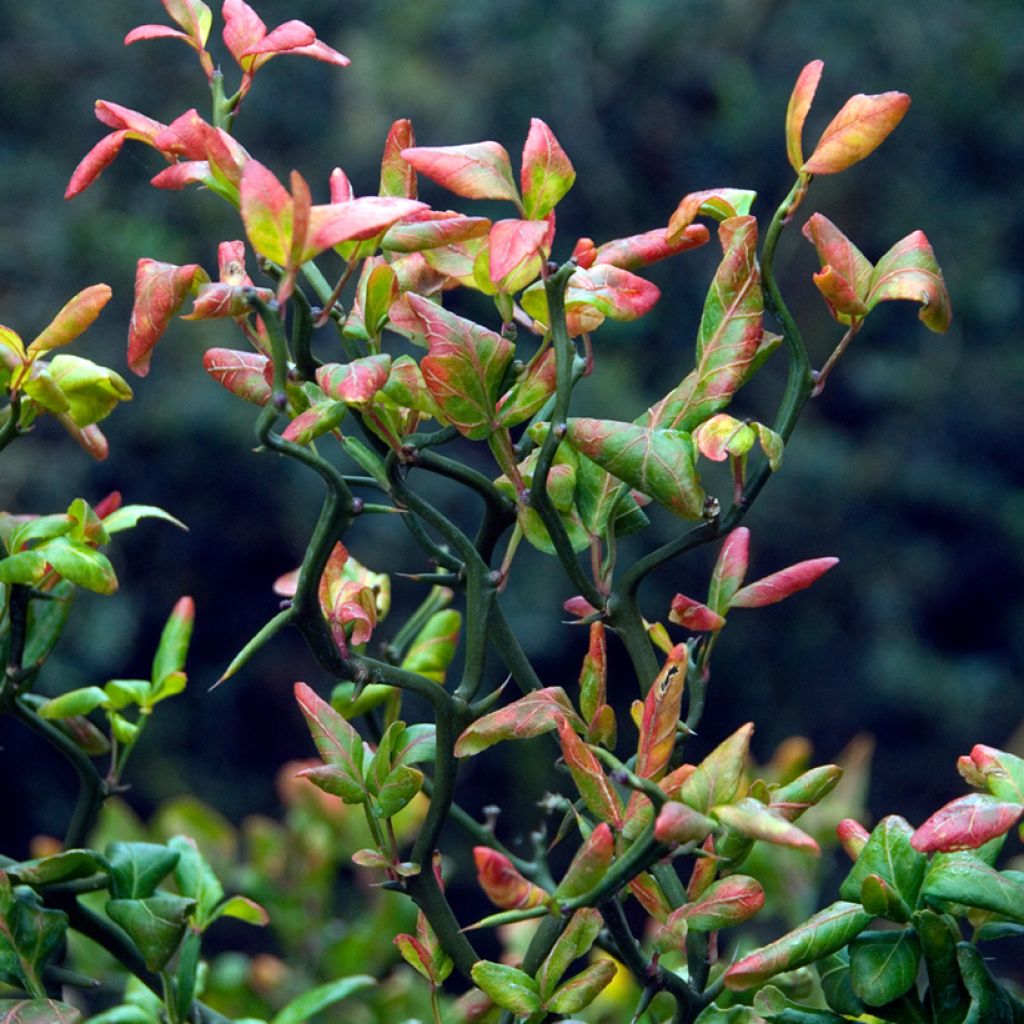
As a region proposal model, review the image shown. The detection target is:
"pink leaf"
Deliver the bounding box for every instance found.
[94,100,166,140]
[330,166,354,204]
[669,594,726,632]
[28,284,112,356]
[785,60,823,173]
[654,801,716,845]
[802,213,872,320]
[304,196,426,259]
[489,218,550,287]
[730,557,839,608]
[185,282,272,320]
[556,715,623,827]
[128,259,210,376]
[454,687,585,757]
[837,818,870,860]
[382,211,491,253]
[280,38,350,68]
[593,225,709,271]
[222,0,266,64]
[707,529,749,616]
[666,875,765,931]
[401,141,520,204]
[910,793,1024,853]
[520,117,575,219]
[202,348,271,405]
[65,131,128,199]
[125,24,196,47]
[866,230,952,334]
[802,91,911,175]
[380,118,417,199]
[667,188,757,242]
[154,108,217,160]
[474,848,547,910]
[316,354,392,405]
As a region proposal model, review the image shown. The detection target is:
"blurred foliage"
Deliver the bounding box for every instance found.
[1,0,1022,981]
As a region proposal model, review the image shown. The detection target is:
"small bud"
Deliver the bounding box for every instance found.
[837,818,870,860]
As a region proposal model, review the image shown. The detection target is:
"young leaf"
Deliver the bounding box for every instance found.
[128,260,210,377]
[488,218,549,289]
[27,285,112,357]
[316,355,392,406]
[555,716,623,827]
[203,348,272,405]
[654,801,716,845]
[669,594,726,632]
[105,895,194,971]
[48,355,133,427]
[839,815,926,910]
[707,527,750,616]
[473,849,547,911]
[536,908,602,999]
[401,142,521,204]
[802,213,873,321]
[0,1001,81,1023]
[270,976,374,1024]
[151,596,194,691]
[665,875,765,932]
[724,901,872,990]
[408,294,514,439]
[959,744,1024,803]
[521,118,575,219]
[730,557,839,608]
[455,687,585,757]
[786,60,824,172]
[713,798,820,854]
[647,217,763,431]
[678,722,754,815]
[666,188,758,241]
[380,118,417,198]
[546,959,617,1014]
[554,823,614,899]
[911,793,1024,853]
[37,686,110,719]
[293,682,368,804]
[470,961,541,1016]
[564,418,705,520]
[592,225,709,271]
[802,91,911,175]
[865,230,952,333]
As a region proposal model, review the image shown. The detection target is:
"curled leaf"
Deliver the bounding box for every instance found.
[128,260,210,377]
[786,60,824,172]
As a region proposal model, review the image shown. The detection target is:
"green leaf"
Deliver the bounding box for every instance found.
[22,361,69,414]
[0,875,69,993]
[839,814,926,912]
[38,686,110,719]
[4,850,107,887]
[294,682,369,804]
[565,418,705,520]
[48,354,132,427]
[958,943,1014,1024]
[104,895,195,972]
[546,958,617,1014]
[712,798,820,854]
[208,895,269,928]
[37,538,118,594]
[554,823,614,900]
[373,764,424,819]
[8,514,75,552]
[647,217,764,431]
[168,836,223,929]
[724,901,872,990]
[408,294,514,439]
[817,951,866,1018]
[521,118,575,219]
[22,580,74,668]
[752,986,846,1022]
[105,842,180,900]
[921,851,1024,922]
[0,1001,82,1024]
[849,929,920,1006]
[536,908,602,1000]
[678,722,753,815]
[271,977,375,1024]
[0,550,50,587]
[103,679,151,710]
[102,505,188,535]
[470,960,542,1015]
[694,1008,763,1024]
[666,875,765,933]
[150,595,194,689]
[400,610,462,684]
[913,909,970,1024]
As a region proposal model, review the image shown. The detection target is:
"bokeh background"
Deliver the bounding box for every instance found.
[2,0,1022,940]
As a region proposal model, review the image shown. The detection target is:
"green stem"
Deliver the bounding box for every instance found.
[604,589,661,695]
[290,285,321,380]
[0,393,21,453]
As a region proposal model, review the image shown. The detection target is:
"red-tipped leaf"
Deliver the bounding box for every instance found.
[666,875,765,932]
[454,687,584,757]
[785,60,823,172]
[128,260,209,376]
[401,141,520,204]
[802,91,911,175]
[669,594,726,632]
[28,285,112,356]
[203,349,271,405]
[380,119,417,198]
[520,118,575,219]
[865,230,951,333]
[911,793,1024,853]
[555,715,623,827]
[594,225,709,271]
[730,556,838,608]
[473,848,547,910]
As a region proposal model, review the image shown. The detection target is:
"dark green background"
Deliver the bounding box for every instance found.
[2,0,1022,872]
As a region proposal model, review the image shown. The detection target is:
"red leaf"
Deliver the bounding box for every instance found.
[243,19,315,63]
[666,188,756,242]
[730,557,838,608]
[65,131,128,199]
[125,24,195,47]
[866,230,952,334]
[454,687,585,757]
[707,528,750,615]
[222,0,266,64]
[635,648,688,782]
[154,108,217,160]
[304,196,426,258]
[473,848,547,910]
[151,162,213,191]
[316,354,392,405]
[185,283,272,320]
[401,141,520,204]
[382,211,491,253]
[94,100,166,140]
[330,167,354,204]
[785,60,823,173]
[218,240,249,284]
[837,818,871,860]
[669,594,725,632]
[380,118,417,199]
[802,213,872,319]
[203,348,271,405]
[593,225,709,271]
[910,793,1024,853]
[556,716,623,828]
[128,259,209,376]
[803,91,911,175]
[520,117,575,219]
[489,219,550,288]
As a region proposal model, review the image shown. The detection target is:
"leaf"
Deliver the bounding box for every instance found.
[471,961,541,1015]
[865,230,952,333]
[803,91,911,175]
[372,763,424,819]
[400,610,462,684]
[239,160,295,266]
[0,876,69,994]
[382,211,490,253]
[202,348,272,405]
[270,975,374,1024]
[592,224,709,271]
[304,196,425,258]
[473,848,547,911]
[693,413,756,463]
[960,744,1024,803]
[913,909,970,1024]
[316,355,392,406]
[731,558,839,608]
[839,815,927,910]
[106,842,180,900]
[666,188,758,241]
[27,285,112,357]
[104,895,194,971]
[647,217,763,430]
[753,987,846,1022]
[38,538,118,595]
[64,130,129,200]
[294,682,368,804]
[168,835,223,928]
[401,142,520,204]
[707,528,750,616]
[801,213,873,321]
[47,355,133,427]
[488,218,549,289]
[666,875,765,932]
[669,594,726,632]
[0,1001,82,1024]
[536,908,602,999]
[546,958,617,1014]
[724,901,872,990]
[654,801,716,845]
[102,505,187,535]
[455,687,585,757]
[4,850,107,887]
[769,764,843,822]
[921,851,1024,922]
[678,722,754,815]
[408,294,514,439]
[555,716,623,827]
[208,895,268,927]
[713,798,820,854]
[554,823,614,899]
[128,260,209,377]
[380,118,417,198]
[847,929,921,1006]
[786,60,824,172]
[39,686,110,719]
[957,943,1015,1024]
[521,118,575,219]
[912,793,1024,853]
[565,418,704,520]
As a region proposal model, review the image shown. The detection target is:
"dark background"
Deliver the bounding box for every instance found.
[2,0,1022,877]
